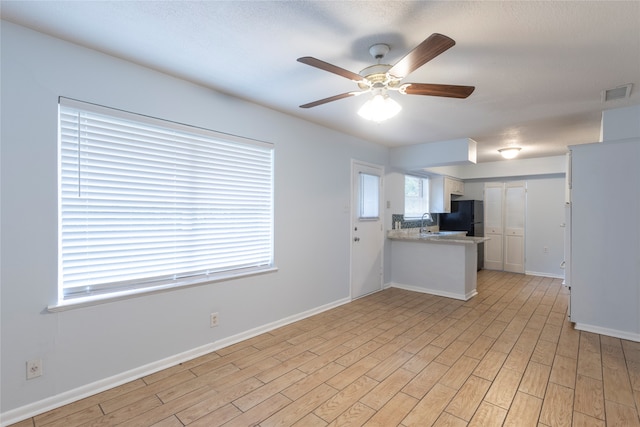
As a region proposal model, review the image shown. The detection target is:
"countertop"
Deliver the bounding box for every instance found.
[387,229,489,245]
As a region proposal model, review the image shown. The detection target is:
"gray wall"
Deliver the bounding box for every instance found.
[1,21,389,417]
[570,139,640,339]
[570,104,640,340]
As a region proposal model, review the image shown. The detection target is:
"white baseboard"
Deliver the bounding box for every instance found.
[0,296,351,427]
[573,322,640,343]
[388,282,475,301]
[211,297,351,350]
[525,270,565,279]
[0,342,219,427]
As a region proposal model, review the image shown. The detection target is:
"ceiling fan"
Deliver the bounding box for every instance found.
[297,33,475,120]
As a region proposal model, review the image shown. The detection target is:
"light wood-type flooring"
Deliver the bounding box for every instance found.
[12,270,640,426]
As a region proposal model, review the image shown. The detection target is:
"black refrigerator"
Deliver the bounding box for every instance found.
[439,200,484,270]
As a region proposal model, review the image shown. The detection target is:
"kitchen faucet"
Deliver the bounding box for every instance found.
[420,212,431,234]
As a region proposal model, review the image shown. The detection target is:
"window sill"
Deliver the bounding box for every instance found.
[47,266,278,313]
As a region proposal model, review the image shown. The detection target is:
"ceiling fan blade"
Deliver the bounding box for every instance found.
[300,92,362,108]
[388,33,456,78]
[297,57,365,82]
[401,83,475,99]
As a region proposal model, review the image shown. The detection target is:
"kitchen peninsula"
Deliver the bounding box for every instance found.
[388,230,488,301]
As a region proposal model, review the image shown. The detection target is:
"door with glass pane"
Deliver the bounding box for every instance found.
[351,161,384,299]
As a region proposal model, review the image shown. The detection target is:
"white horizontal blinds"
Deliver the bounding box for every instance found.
[59,98,274,299]
[359,173,380,219]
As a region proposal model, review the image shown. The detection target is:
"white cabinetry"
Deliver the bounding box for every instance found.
[430,176,464,213]
[484,181,525,272]
[447,178,464,196]
[504,182,526,273]
[483,183,504,270]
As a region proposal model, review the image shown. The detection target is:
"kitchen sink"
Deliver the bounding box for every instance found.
[421,231,466,237]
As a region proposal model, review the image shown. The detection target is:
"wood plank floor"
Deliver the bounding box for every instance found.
[12,271,640,426]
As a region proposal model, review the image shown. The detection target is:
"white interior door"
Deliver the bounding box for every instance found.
[504,181,526,273]
[350,161,384,299]
[484,183,504,270]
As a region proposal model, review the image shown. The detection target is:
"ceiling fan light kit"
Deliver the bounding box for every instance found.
[498,147,522,159]
[357,91,402,123]
[297,33,475,122]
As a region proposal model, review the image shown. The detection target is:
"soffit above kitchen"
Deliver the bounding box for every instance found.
[2,1,639,163]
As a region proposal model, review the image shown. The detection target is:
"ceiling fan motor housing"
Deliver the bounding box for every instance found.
[358,64,398,89]
[369,43,390,60]
[358,44,403,90]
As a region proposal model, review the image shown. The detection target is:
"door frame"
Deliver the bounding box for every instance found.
[349,159,385,300]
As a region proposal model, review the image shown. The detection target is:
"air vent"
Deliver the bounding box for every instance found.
[602,83,633,102]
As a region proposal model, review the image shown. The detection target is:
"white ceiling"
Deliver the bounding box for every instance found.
[2,1,639,163]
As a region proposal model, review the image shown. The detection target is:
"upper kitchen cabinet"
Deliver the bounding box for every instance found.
[447,177,464,196]
[430,176,464,213]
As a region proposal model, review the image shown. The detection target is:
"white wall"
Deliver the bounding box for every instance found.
[389,138,477,169]
[569,104,640,340]
[424,155,566,180]
[570,138,640,340]
[601,104,640,141]
[524,177,566,277]
[0,21,388,419]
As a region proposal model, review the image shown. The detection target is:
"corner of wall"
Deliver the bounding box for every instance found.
[601,104,640,141]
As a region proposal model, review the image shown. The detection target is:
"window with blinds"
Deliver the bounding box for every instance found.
[58,97,274,302]
[404,175,429,219]
[359,173,380,220]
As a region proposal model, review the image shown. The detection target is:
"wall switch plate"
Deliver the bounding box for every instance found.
[26,359,42,380]
[210,312,219,328]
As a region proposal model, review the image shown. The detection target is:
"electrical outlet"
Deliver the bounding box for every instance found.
[210,312,219,328]
[26,359,42,380]
[543,246,549,254]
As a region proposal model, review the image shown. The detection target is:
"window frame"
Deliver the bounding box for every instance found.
[52,97,276,310]
[404,174,430,219]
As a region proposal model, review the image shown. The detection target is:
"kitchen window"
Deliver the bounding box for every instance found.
[404,175,429,219]
[55,97,274,308]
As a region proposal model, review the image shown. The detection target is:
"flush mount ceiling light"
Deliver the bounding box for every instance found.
[498,147,521,159]
[357,89,402,122]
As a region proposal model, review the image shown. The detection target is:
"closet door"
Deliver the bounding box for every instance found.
[484,183,504,270]
[504,181,526,273]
